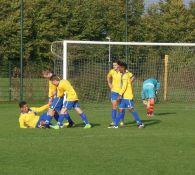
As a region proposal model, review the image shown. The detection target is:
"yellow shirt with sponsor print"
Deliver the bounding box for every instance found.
[48,80,57,98]
[56,79,78,101]
[119,71,134,100]
[19,104,49,128]
[107,69,122,93]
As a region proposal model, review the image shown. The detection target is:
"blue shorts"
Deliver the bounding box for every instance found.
[119,99,134,109]
[142,88,155,99]
[50,97,64,112]
[36,113,49,128]
[63,101,80,110]
[111,91,120,101]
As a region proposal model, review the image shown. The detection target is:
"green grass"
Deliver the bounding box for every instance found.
[0,102,194,175]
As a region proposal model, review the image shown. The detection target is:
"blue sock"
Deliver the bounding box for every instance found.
[54,113,59,121]
[114,112,123,126]
[64,113,73,124]
[111,109,117,123]
[45,115,52,127]
[131,110,142,125]
[121,110,125,122]
[58,114,65,126]
[80,113,89,124]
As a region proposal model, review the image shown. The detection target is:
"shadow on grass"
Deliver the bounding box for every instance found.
[75,123,101,128]
[155,112,177,116]
[125,119,161,127]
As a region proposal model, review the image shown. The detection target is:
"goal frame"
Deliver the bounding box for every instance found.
[51,40,195,79]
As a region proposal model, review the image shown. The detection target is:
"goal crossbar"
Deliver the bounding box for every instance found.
[53,40,195,46]
[51,40,195,79]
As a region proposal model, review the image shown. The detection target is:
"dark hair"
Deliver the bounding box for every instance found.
[42,70,54,75]
[118,61,127,70]
[19,101,27,108]
[50,74,61,81]
[112,58,122,65]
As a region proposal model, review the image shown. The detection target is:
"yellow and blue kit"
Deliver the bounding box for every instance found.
[52,79,90,126]
[51,79,79,110]
[114,71,143,126]
[119,71,134,100]
[107,69,122,101]
[48,80,57,99]
[19,104,49,128]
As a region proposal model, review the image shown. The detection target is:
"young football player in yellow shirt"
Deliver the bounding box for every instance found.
[50,75,91,129]
[108,62,144,128]
[19,101,54,128]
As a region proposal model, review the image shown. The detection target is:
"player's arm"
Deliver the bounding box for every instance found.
[56,84,65,98]
[30,104,49,113]
[131,75,135,83]
[156,81,160,90]
[118,74,128,99]
[19,116,27,128]
[107,70,113,89]
[129,72,135,83]
[48,81,57,104]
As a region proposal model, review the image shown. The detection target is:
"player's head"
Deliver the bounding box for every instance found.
[112,59,121,71]
[118,61,127,73]
[19,101,29,113]
[42,70,53,79]
[50,75,61,86]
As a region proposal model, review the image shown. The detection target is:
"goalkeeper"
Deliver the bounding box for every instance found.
[18,101,57,129]
[142,78,160,117]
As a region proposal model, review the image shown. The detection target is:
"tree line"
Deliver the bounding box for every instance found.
[0,0,194,76]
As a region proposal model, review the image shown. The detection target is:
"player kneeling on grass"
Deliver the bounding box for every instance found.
[108,62,144,128]
[142,78,160,117]
[50,75,92,129]
[18,101,56,129]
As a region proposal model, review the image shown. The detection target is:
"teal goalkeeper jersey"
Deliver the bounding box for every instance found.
[143,78,160,91]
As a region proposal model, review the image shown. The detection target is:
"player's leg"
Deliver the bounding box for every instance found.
[74,101,91,128]
[108,99,125,128]
[110,92,119,125]
[36,113,53,128]
[127,100,144,128]
[49,97,74,126]
[147,98,155,117]
[57,107,70,126]
[47,97,63,119]
[142,88,150,115]
[147,89,155,116]
[60,101,75,127]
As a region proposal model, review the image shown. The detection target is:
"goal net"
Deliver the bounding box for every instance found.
[51,40,195,103]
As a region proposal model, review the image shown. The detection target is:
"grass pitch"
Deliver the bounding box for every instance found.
[0,102,194,175]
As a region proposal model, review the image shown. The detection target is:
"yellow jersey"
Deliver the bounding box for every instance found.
[48,80,57,98]
[107,69,122,93]
[56,79,78,101]
[119,71,134,100]
[19,104,49,128]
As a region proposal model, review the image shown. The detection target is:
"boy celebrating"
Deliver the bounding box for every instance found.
[50,75,92,129]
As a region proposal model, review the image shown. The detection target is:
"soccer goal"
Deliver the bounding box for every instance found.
[51,40,195,103]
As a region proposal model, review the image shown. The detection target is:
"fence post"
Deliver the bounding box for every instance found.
[164,55,169,101]
[9,60,12,101]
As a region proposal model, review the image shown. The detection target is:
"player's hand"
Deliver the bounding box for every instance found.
[108,83,112,89]
[117,95,121,102]
[48,97,53,106]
